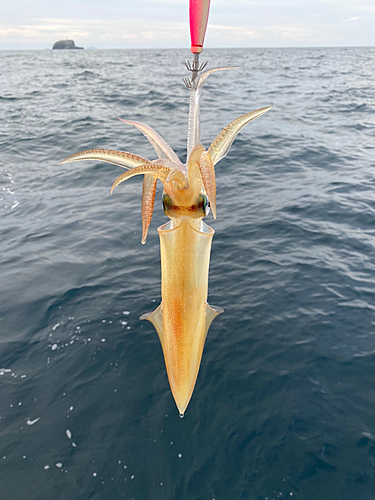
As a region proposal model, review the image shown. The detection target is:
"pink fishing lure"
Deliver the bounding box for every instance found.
[190,0,211,53]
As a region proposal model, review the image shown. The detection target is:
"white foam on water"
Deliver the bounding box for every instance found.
[52,323,60,331]
[362,431,374,440]
[295,337,315,345]
[26,417,40,425]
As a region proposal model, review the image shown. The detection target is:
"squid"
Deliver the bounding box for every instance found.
[60,66,271,416]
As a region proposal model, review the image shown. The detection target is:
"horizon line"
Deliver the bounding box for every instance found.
[1,44,375,51]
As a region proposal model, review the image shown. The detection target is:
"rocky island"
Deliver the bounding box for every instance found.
[52,40,83,50]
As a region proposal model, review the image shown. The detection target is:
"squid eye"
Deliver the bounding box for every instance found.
[197,194,210,216]
[162,194,172,213]
[206,199,211,215]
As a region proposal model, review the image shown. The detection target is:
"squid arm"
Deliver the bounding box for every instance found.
[141,174,158,244]
[59,150,163,243]
[119,119,184,169]
[110,162,187,193]
[208,105,273,166]
[117,119,186,241]
[59,148,151,169]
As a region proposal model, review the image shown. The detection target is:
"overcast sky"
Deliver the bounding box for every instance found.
[1,0,374,49]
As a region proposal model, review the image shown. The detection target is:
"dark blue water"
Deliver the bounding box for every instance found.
[2,47,375,499]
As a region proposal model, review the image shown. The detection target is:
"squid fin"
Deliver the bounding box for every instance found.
[205,302,224,340]
[140,303,164,347]
[139,302,223,358]
[208,106,272,166]
[59,149,150,169]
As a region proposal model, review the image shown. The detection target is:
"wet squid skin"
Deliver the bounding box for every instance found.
[60,67,271,414]
[142,217,222,415]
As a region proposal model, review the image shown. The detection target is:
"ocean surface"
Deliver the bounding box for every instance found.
[1,47,375,499]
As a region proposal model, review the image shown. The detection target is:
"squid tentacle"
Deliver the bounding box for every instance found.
[186,66,237,158]
[208,105,273,166]
[59,148,150,169]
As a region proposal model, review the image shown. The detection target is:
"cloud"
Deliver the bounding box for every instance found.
[209,23,318,42]
[0,17,320,47]
[0,9,373,49]
[0,18,188,45]
[341,16,362,21]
